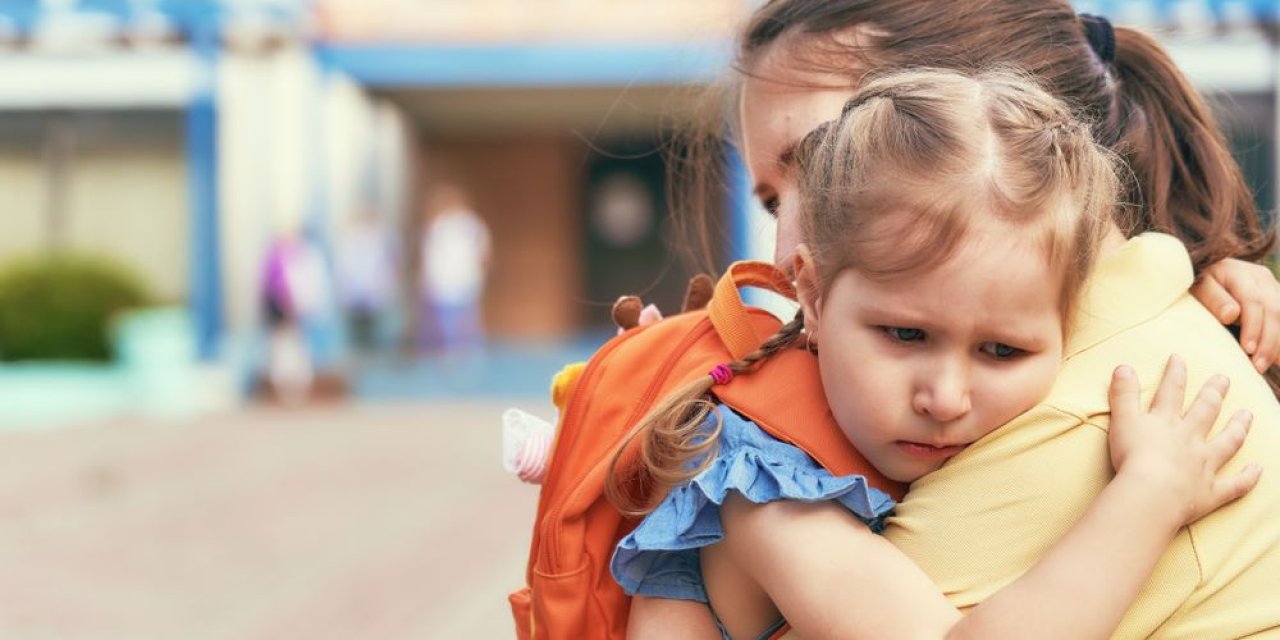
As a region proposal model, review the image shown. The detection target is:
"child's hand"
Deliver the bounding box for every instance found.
[1108,355,1262,526]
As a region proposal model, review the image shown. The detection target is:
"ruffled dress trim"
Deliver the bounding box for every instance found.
[611,405,896,603]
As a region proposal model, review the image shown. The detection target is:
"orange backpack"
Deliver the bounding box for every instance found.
[508,262,907,639]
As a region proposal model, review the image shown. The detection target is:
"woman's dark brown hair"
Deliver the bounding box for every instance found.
[673,0,1272,275]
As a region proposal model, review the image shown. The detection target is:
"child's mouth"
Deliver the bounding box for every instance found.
[896,441,968,460]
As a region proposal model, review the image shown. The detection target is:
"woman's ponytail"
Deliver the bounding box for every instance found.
[1106,25,1274,271]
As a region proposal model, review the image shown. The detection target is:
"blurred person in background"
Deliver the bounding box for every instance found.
[261,225,330,404]
[418,185,492,356]
[336,208,398,354]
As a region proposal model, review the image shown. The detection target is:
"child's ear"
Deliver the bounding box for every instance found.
[793,245,822,333]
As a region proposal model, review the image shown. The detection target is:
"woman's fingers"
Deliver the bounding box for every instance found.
[1196,259,1280,371]
[1250,283,1278,371]
[1191,274,1241,325]
[1237,285,1265,362]
[1149,355,1188,416]
[1253,278,1280,371]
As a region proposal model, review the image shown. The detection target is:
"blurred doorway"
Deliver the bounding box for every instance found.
[581,139,689,331]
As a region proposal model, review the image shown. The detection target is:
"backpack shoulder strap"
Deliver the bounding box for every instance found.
[708,261,796,360]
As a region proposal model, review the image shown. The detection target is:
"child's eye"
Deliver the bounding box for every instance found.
[884,327,926,343]
[980,342,1023,359]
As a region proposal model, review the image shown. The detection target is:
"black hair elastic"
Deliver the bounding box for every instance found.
[1079,13,1115,64]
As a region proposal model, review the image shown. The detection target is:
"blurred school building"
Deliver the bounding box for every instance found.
[0,0,1277,409]
[0,0,743,359]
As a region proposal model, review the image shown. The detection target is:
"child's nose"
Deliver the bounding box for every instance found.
[912,364,972,422]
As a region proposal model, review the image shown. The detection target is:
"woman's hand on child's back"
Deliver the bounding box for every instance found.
[1107,354,1262,526]
[1192,258,1280,373]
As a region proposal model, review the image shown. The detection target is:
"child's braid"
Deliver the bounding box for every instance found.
[607,312,807,517]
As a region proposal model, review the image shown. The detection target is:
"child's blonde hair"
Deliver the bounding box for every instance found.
[797,68,1118,322]
[608,68,1118,517]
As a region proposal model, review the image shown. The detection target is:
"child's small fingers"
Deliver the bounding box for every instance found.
[1205,410,1252,470]
[1149,355,1188,415]
[1212,463,1263,509]
[1181,375,1231,436]
[1108,365,1140,425]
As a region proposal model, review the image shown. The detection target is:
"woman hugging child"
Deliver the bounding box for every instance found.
[608,68,1260,640]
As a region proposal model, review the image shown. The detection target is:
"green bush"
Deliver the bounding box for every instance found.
[0,253,150,362]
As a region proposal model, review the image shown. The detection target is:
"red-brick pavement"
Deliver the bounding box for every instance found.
[0,401,545,639]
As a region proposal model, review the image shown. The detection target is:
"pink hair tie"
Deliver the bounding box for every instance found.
[708,363,734,386]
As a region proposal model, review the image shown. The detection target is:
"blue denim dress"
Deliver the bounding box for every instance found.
[610,405,897,637]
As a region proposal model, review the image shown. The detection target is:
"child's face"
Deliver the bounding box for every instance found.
[796,233,1065,484]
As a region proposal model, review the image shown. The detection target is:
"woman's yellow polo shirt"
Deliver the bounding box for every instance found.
[886,234,1280,638]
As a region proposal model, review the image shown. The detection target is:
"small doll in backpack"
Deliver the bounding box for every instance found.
[607,68,1262,639]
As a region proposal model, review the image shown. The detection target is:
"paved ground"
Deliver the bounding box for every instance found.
[0,400,548,639]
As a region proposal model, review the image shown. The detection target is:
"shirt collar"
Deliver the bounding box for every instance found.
[1065,233,1194,359]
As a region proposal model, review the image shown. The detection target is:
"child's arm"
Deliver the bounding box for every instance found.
[627,596,721,640]
[709,356,1260,640]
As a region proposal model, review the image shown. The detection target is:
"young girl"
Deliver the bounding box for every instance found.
[609,69,1261,639]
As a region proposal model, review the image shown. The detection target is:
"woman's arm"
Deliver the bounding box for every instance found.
[710,357,1260,640]
[1192,258,1280,372]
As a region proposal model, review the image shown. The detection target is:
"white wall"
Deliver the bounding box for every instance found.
[0,151,45,263]
[0,112,188,302]
[67,143,188,300]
